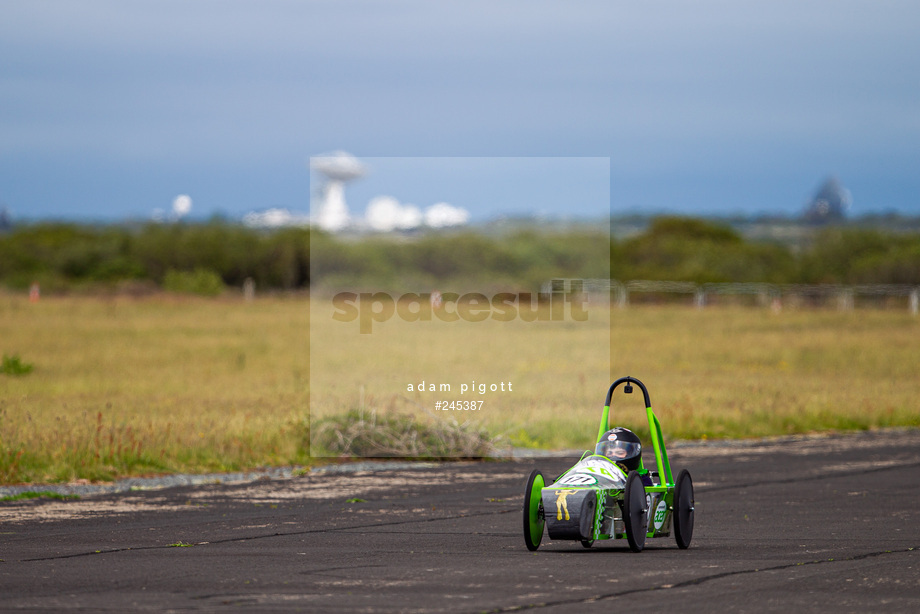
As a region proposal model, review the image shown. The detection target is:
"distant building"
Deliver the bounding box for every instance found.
[0,207,12,232]
[242,208,310,228]
[803,176,851,224]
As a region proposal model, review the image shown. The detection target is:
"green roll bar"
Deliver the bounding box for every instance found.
[597,376,674,489]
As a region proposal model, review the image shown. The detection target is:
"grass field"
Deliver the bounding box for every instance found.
[2,294,919,484]
[1,294,309,484]
[608,306,920,440]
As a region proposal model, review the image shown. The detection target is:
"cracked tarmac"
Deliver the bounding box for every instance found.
[1,429,919,612]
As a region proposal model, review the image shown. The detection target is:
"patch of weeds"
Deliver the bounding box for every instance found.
[167,541,194,548]
[345,498,367,503]
[1,491,79,502]
[506,428,543,449]
[314,407,497,458]
[1,354,34,376]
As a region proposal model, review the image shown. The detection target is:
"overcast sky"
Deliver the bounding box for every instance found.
[2,1,918,221]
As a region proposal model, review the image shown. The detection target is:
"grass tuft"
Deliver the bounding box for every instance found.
[1,354,33,376]
[0,491,79,502]
[314,407,497,458]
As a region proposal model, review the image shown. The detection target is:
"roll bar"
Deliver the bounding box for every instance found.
[596,376,673,488]
[604,376,651,408]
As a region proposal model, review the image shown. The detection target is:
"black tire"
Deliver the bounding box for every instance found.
[623,471,648,553]
[673,469,695,549]
[580,539,594,548]
[523,469,546,551]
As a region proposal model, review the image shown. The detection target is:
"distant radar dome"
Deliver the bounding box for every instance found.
[310,151,366,233]
[0,206,11,232]
[803,176,851,224]
[311,151,366,182]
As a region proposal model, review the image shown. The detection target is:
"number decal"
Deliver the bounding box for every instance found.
[556,473,596,486]
[653,500,668,530]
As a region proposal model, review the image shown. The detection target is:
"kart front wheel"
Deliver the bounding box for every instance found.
[580,539,594,548]
[523,469,546,551]
[673,469,695,549]
[623,471,648,552]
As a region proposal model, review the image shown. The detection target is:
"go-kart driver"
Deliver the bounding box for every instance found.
[596,427,653,485]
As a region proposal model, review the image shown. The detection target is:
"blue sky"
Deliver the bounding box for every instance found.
[2,1,919,222]
[324,157,611,222]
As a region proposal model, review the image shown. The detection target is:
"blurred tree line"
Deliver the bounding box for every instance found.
[309,229,609,291]
[1,218,919,294]
[0,222,309,293]
[611,217,920,285]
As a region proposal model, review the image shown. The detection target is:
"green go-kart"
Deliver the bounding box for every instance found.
[522,376,694,552]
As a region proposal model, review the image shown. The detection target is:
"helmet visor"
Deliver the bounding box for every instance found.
[595,440,641,461]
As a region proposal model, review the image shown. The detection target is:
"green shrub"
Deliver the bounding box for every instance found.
[1,354,34,376]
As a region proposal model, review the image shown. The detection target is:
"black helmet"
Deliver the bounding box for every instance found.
[595,427,642,471]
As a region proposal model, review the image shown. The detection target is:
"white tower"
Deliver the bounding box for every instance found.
[311,152,365,232]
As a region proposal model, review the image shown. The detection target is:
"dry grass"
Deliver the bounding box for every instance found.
[607,306,920,441]
[308,298,612,455]
[2,294,918,483]
[311,299,920,450]
[0,293,308,484]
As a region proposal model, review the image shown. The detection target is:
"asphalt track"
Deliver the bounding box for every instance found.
[2,430,919,612]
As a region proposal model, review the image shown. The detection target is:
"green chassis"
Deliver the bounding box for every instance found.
[522,376,694,552]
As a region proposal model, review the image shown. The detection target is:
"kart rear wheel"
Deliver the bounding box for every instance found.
[523,469,546,551]
[623,471,648,553]
[673,469,695,549]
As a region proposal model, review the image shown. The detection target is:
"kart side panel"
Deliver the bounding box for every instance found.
[544,456,628,541]
[648,492,672,537]
[542,488,596,540]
